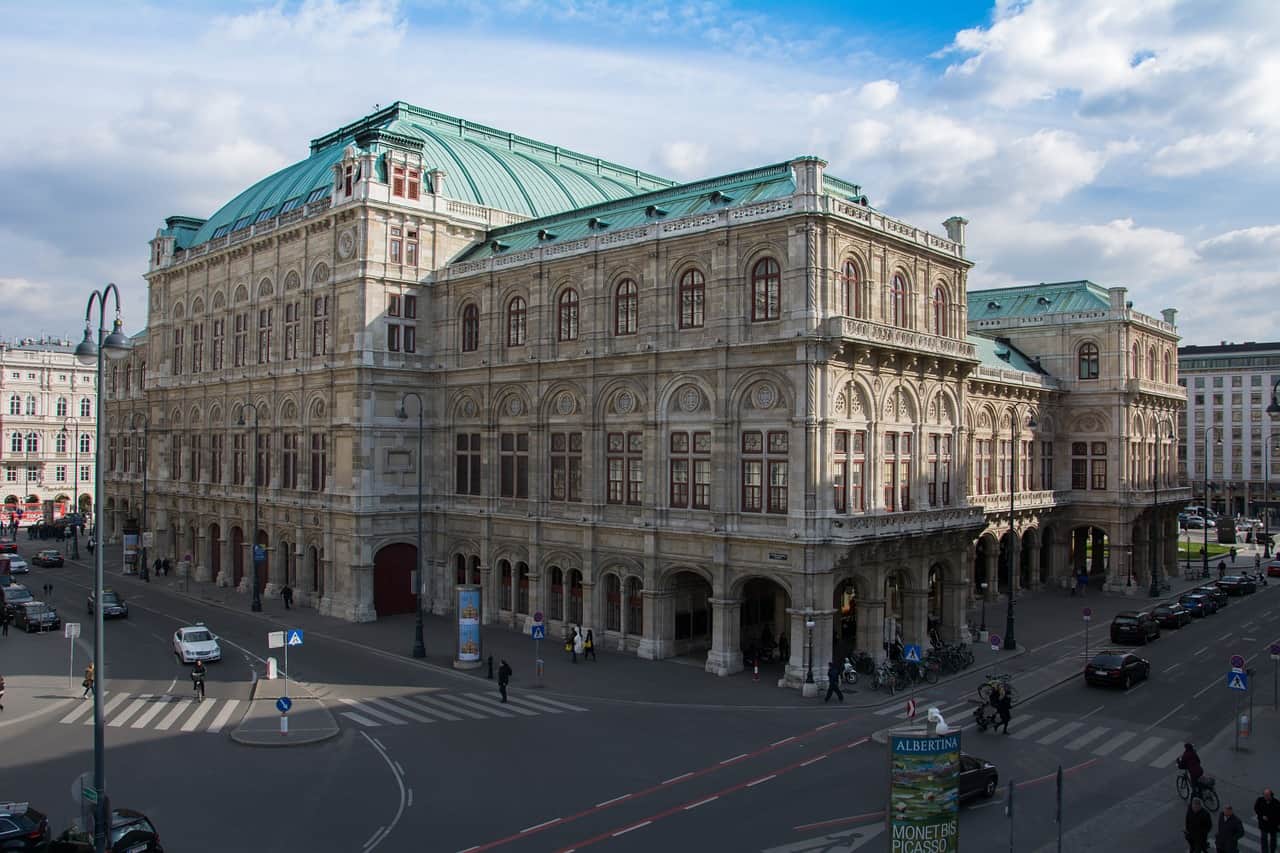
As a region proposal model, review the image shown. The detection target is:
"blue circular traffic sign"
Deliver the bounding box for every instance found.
[276,696,292,714]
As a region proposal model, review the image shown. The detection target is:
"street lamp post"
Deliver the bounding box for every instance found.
[1150,425,1175,597]
[1004,409,1036,652]
[1204,427,1223,581]
[1265,382,1280,558]
[62,417,80,560]
[238,405,262,612]
[979,582,988,633]
[397,393,426,659]
[73,284,131,853]
[138,416,149,582]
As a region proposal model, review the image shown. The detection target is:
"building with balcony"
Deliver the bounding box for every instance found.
[104,101,1187,686]
[0,337,98,519]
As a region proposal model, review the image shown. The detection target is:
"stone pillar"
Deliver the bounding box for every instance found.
[582,581,596,636]
[856,597,886,662]
[804,609,835,692]
[705,597,743,676]
[195,530,212,583]
[1027,542,1042,590]
[782,607,805,685]
[983,543,998,601]
[262,546,281,599]
[479,562,494,626]
[942,579,967,642]
[902,589,930,649]
[637,589,670,660]
[1091,528,1107,577]
[1008,529,1021,596]
[216,534,233,587]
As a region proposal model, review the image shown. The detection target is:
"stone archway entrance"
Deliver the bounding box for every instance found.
[373,543,417,616]
[833,578,859,658]
[230,526,244,587]
[1070,526,1109,590]
[669,571,712,656]
[740,577,791,664]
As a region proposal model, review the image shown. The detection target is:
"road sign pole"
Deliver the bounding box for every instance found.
[1274,657,1278,712]
[284,639,288,700]
[1235,690,1241,752]
[68,633,74,689]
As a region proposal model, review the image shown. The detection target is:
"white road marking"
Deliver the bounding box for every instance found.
[341,711,382,728]
[1193,646,1210,657]
[509,693,589,713]
[445,694,518,718]
[1010,718,1058,740]
[1147,702,1186,731]
[155,700,191,731]
[772,736,796,746]
[467,693,538,717]
[685,797,719,810]
[1064,726,1110,751]
[363,827,386,850]
[180,698,216,732]
[60,700,96,724]
[337,698,408,725]
[1193,679,1218,699]
[1093,731,1138,756]
[365,697,436,724]
[596,794,631,807]
[747,774,777,787]
[131,696,172,729]
[800,755,827,767]
[205,699,240,733]
[385,695,461,722]
[612,821,651,838]
[413,694,488,720]
[501,694,564,714]
[1149,744,1186,769]
[720,753,748,765]
[1038,721,1086,745]
[1218,632,1233,642]
[86,693,131,725]
[1120,735,1164,763]
[662,772,693,785]
[1163,663,1183,673]
[359,731,407,852]
[520,818,561,833]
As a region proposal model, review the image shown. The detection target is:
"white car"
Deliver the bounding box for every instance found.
[172,624,222,663]
[5,556,28,574]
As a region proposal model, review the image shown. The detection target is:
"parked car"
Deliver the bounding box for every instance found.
[1266,559,1280,579]
[13,601,60,632]
[1178,592,1216,616]
[0,801,51,851]
[1085,652,1151,689]
[1152,603,1193,628]
[1222,574,1257,594]
[1,582,34,618]
[172,624,221,663]
[87,588,128,619]
[32,549,64,567]
[1197,585,1229,608]
[49,807,163,853]
[958,753,999,802]
[1183,517,1209,530]
[4,556,29,574]
[0,539,17,554]
[1110,611,1161,644]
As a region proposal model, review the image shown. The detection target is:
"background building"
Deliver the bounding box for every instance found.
[0,337,97,521]
[1177,341,1280,519]
[105,101,1188,685]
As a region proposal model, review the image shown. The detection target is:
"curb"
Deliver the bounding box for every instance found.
[228,677,341,748]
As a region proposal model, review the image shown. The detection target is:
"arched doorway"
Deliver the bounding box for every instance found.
[1020,528,1039,589]
[1070,526,1109,587]
[209,523,221,581]
[670,571,712,656]
[740,576,790,662]
[468,555,481,585]
[833,577,859,656]
[974,533,998,596]
[568,569,584,625]
[308,545,322,598]
[549,566,564,621]
[373,543,417,616]
[516,562,530,615]
[230,526,244,586]
[498,560,512,611]
[997,530,1018,591]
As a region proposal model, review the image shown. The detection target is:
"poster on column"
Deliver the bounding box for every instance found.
[454,584,482,669]
[122,533,139,573]
[887,731,960,853]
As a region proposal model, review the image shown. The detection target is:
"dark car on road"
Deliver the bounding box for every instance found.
[1266,559,1280,579]
[32,549,64,567]
[0,801,51,851]
[49,808,163,853]
[1178,593,1215,617]
[13,601,60,633]
[0,539,17,554]
[959,753,999,802]
[1085,652,1151,689]
[2,583,34,618]
[1221,575,1257,594]
[1110,611,1160,644]
[87,588,128,619]
[1152,603,1193,628]
[1197,585,1229,608]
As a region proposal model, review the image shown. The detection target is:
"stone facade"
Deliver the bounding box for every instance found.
[104,104,1189,687]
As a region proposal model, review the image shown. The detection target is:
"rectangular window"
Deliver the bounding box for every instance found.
[80,464,90,483]
[233,313,248,367]
[1091,458,1107,490]
[741,431,788,513]
[1041,441,1054,490]
[607,432,643,505]
[255,432,270,487]
[312,296,330,355]
[284,302,299,360]
[388,295,401,317]
[883,431,911,512]
[455,433,481,495]
[172,327,184,375]
[1071,441,1088,490]
[833,430,848,513]
[768,431,789,513]
[210,434,223,484]
[668,431,712,509]
[549,432,583,502]
[389,227,402,264]
[232,434,246,485]
[171,434,183,481]
[343,164,354,196]
[850,430,866,511]
[404,325,416,353]
[5,468,15,482]
[257,307,272,364]
[26,466,38,482]
[189,434,202,483]
[1021,440,1034,490]
[405,230,418,266]
[499,432,529,499]
[282,433,298,489]
[404,295,417,319]
[387,324,401,352]
[55,465,66,482]
[928,434,953,507]
[192,323,204,372]
[310,433,328,492]
[212,318,224,370]
[392,165,406,197]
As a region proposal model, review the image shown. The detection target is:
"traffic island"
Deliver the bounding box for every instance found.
[230,676,339,747]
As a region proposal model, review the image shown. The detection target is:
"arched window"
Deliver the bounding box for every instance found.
[25,433,38,453]
[550,566,564,620]
[79,433,91,454]
[750,257,781,322]
[841,260,861,317]
[557,289,579,341]
[1147,346,1156,380]
[80,398,91,418]
[932,285,949,336]
[678,269,705,329]
[604,574,622,631]
[1078,342,1100,380]
[1130,343,1139,378]
[614,279,638,336]
[55,397,67,418]
[24,395,35,416]
[55,433,67,453]
[506,296,527,347]
[1163,349,1172,384]
[9,433,20,453]
[891,274,908,328]
[7,395,18,415]
[461,303,479,352]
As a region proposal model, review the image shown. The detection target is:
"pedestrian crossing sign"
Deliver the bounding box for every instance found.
[903,643,922,663]
[287,629,304,647]
[530,624,546,640]
[1227,670,1248,691]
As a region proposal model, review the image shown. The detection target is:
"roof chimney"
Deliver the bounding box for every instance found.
[1161,308,1177,326]
[428,169,446,196]
[1108,287,1128,311]
[942,216,968,249]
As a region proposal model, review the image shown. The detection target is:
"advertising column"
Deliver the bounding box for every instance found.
[888,732,960,853]
[454,584,482,670]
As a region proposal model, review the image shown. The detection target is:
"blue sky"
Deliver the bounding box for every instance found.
[1,0,1278,347]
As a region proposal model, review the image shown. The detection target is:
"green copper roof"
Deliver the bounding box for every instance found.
[179,101,675,249]
[968,281,1110,321]
[969,334,1045,375]
[455,162,798,262]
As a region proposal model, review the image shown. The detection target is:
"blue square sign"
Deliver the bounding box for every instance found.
[531,624,546,640]
[286,629,304,647]
[1227,670,1248,691]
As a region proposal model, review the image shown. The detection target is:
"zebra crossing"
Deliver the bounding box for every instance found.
[1239,821,1265,852]
[335,690,588,728]
[873,697,1198,770]
[57,693,242,734]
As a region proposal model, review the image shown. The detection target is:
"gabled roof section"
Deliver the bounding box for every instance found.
[969,334,1047,375]
[968,281,1110,321]
[454,162,797,262]
[178,101,675,250]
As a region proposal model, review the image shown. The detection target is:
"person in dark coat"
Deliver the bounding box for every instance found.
[162,558,172,577]
[1256,788,1280,853]
[583,629,596,661]
[1185,799,1212,853]
[281,584,293,610]
[1178,743,1204,789]
[824,660,844,703]
[992,684,1013,734]
[1216,804,1245,853]
[497,659,512,703]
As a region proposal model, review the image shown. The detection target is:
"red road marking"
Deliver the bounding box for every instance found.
[457,717,863,852]
[552,738,872,853]
[793,810,885,832]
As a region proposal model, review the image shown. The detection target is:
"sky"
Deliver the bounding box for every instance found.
[2,0,1278,348]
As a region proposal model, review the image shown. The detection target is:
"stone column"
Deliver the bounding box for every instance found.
[705,597,743,676]
[194,530,212,582]
[1091,528,1107,577]
[478,562,494,626]
[902,589,930,649]
[1073,528,1088,581]
[216,533,233,587]
[782,607,805,685]
[262,545,282,599]
[637,589,670,660]
[582,581,596,636]
[942,578,967,642]
[1027,541,1042,590]
[1008,529,1021,596]
[856,597,886,662]
[804,609,835,693]
[984,543,998,601]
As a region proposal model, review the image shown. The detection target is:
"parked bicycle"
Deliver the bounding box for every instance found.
[1176,769,1220,812]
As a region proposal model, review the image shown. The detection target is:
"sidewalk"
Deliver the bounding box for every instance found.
[230,675,339,747]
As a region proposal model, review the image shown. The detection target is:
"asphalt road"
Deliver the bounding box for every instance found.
[4,541,1278,852]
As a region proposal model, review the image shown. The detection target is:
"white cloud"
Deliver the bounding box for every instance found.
[1197,224,1280,261]
[858,79,899,109]
[1150,130,1259,176]
[656,141,712,179]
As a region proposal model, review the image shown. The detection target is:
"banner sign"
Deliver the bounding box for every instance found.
[888,732,960,853]
[455,585,481,665]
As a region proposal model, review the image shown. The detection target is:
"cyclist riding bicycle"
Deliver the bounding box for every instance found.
[191,659,207,701]
[1177,742,1205,793]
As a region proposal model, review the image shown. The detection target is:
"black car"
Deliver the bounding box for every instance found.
[1178,593,1215,617]
[1222,575,1257,594]
[32,549,64,568]
[2,583,34,618]
[87,588,128,619]
[0,801,51,851]
[1085,652,1151,689]
[1152,603,1193,628]
[13,601,60,633]
[958,753,999,802]
[1197,585,1229,608]
[1110,611,1160,644]
[50,808,163,853]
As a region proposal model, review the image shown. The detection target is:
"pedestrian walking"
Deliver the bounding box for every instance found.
[778,630,790,663]
[583,629,596,661]
[81,663,94,699]
[1186,799,1212,853]
[281,584,293,610]
[1256,788,1280,853]
[1219,560,1228,580]
[0,673,6,712]
[86,535,95,554]
[1,609,9,637]
[162,558,172,577]
[497,659,512,703]
[824,660,844,703]
[573,628,584,663]
[1076,571,1088,596]
[1217,805,1245,853]
[1230,547,1238,564]
[994,684,1013,734]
